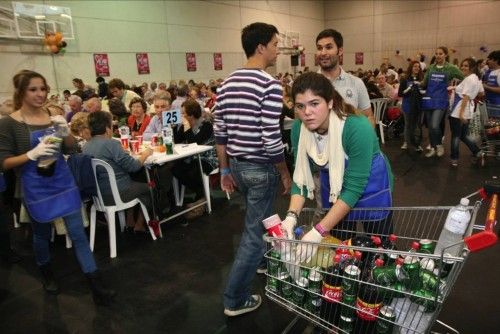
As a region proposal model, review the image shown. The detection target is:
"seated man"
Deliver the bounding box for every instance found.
[83,111,153,232]
[377,74,396,99]
[143,92,172,140]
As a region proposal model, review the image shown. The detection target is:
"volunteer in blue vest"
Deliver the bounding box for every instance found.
[0,70,115,305]
[483,50,500,118]
[280,72,394,263]
[420,46,463,158]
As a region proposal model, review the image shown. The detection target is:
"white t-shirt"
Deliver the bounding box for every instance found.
[451,74,483,119]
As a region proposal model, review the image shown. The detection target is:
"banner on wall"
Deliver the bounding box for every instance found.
[355,52,364,65]
[186,52,197,72]
[300,53,306,67]
[136,53,150,74]
[93,53,110,77]
[213,53,223,71]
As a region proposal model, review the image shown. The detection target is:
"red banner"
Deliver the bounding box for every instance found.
[136,53,150,74]
[213,53,222,71]
[355,52,364,65]
[300,53,306,67]
[93,53,110,77]
[186,52,197,72]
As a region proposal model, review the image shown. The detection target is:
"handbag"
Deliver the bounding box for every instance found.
[467,102,483,145]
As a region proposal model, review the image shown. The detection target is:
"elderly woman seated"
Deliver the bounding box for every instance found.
[83,111,153,232]
[172,99,218,207]
[127,97,151,137]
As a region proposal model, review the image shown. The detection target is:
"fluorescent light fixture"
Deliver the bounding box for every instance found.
[34,15,46,20]
[49,6,58,10]
[60,13,71,19]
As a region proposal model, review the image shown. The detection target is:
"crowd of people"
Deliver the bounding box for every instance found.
[0,21,499,321]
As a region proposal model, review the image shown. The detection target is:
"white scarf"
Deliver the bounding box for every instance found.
[293,111,345,203]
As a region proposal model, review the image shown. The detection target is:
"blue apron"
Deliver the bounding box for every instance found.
[320,152,392,221]
[485,72,500,117]
[0,173,5,192]
[21,128,81,223]
[451,94,463,114]
[421,72,449,110]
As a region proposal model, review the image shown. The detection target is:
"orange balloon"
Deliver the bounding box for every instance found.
[50,44,59,53]
[54,32,63,44]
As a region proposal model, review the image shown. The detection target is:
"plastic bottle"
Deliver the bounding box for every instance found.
[162,126,173,154]
[433,198,471,257]
[37,126,63,177]
[320,254,343,328]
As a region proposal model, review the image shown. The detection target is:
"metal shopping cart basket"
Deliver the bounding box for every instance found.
[480,116,500,161]
[263,183,498,334]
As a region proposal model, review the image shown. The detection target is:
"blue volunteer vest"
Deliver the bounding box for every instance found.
[0,173,5,192]
[421,72,449,110]
[485,72,500,105]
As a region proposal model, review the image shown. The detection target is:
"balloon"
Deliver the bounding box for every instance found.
[47,35,57,46]
[60,41,67,48]
[50,44,59,53]
[54,32,63,44]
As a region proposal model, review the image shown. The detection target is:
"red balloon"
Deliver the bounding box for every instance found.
[50,44,59,53]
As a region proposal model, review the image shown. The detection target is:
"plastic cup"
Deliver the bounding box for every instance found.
[262,214,285,238]
[130,140,139,154]
[120,136,130,150]
[136,135,143,145]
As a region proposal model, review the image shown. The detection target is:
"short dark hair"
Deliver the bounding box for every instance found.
[108,97,128,117]
[316,29,343,48]
[96,76,105,83]
[88,111,112,136]
[72,78,83,85]
[129,97,147,112]
[63,89,71,95]
[461,58,480,77]
[241,22,279,58]
[182,98,202,119]
[487,50,500,64]
[108,78,125,90]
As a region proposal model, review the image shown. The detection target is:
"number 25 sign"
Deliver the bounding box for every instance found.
[162,109,181,125]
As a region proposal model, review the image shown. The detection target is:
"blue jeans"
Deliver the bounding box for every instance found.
[31,209,97,273]
[449,117,480,160]
[223,158,279,308]
[424,108,446,147]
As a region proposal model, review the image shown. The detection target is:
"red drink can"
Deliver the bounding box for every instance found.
[130,140,139,154]
[136,135,143,145]
[120,136,130,150]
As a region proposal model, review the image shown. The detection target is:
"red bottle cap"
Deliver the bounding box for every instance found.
[334,254,341,264]
[371,236,382,246]
[411,241,420,250]
[396,257,404,266]
[389,234,397,242]
[354,251,362,260]
[375,258,384,267]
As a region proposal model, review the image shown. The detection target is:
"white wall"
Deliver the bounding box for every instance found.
[0,0,325,100]
[325,0,500,71]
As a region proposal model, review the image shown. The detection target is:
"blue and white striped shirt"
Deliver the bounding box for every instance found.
[214,69,284,164]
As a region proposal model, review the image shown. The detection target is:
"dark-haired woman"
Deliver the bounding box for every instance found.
[448,58,485,167]
[0,70,115,304]
[127,97,151,137]
[280,72,394,264]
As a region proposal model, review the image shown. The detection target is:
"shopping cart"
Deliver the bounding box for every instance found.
[480,116,500,160]
[263,182,498,334]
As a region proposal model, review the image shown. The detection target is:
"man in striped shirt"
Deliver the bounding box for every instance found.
[215,22,291,317]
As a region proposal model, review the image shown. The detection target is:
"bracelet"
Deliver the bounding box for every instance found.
[220,167,231,176]
[286,210,299,220]
[314,223,329,237]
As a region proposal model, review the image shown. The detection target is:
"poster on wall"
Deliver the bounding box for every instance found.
[136,53,150,74]
[93,53,110,77]
[300,53,306,67]
[213,53,223,71]
[355,52,364,65]
[186,52,197,72]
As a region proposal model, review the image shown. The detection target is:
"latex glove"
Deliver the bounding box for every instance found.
[26,141,58,161]
[281,215,297,239]
[51,115,69,136]
[295,228,323,264]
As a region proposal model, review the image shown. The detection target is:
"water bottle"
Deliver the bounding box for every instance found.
[37,126,63,177]
[162,126,173,155]
[433,198,471,257]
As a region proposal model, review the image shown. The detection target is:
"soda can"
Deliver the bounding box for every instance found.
[340,293,356,318]
[308,269,322,294]
[267,275,279,293]
[372,266,395,285]
[299,266,310,279]
[342,264,361,295]
[292,277,308,307]
[305,295,322,316]
[420,258,435,271]
[410,289,437,312]
[268,249,282,276]
[419,239,436,254]
[386,253,400,266]
[436,254,454,279]
[278,272,293,301]
[165,142,173,155]
[420,269,446,296]
[403,256,422,290]
[375,305,396,334]
[338,315,355,332]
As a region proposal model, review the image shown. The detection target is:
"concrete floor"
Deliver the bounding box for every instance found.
[0,134,499,334]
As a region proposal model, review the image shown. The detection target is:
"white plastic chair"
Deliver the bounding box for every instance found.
[89,158,158,258]
[371,98,391,144]
[172,167,218,214]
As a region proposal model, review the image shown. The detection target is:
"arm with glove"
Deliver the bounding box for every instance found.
[50,115,76,151]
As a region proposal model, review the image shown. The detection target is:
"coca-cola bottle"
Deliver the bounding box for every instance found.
[320,255,343,328]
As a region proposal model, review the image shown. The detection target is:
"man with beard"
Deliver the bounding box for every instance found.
[316,29,375,127]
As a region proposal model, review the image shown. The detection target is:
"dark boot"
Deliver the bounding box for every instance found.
[85,271,116,306]
[39,263,59,295]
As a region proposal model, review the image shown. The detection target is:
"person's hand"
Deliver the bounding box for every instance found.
[26,141,58,161]
[140,147,153,159]
[282,215,297,239]
[459,116,468,124]
[295,228,323,264]
[220,173,237,193]
[50,115,69,136]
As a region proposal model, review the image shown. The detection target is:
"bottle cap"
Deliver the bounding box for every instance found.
[389,234,397,242]
[334,254,341,264]
[375,258,384,267]
[396,257,404,266]
[354,251,362,260]
[371,236,382,246]
[411,241,420,250]
[460,198,470,206]
[294,226,304,237]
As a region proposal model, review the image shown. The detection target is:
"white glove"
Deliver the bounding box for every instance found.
[295,228,323,264]
[282,215,297,239]
[26,141,59,161]
[51,115,69,136]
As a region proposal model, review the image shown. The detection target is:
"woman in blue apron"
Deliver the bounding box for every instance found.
[448,58,485,167]
[421,46,464,158]
[280,72,394,263]
[0,70,115,305]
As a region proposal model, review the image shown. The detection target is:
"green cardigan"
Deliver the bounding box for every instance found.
[290,114,394,208]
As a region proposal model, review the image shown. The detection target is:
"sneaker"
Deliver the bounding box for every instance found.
[450,160,458,167]
[425,148,436,158]
[256,267,267,274]
[472,151,486,166]
[224,295,262,316]
[415,146,423,152]
[436,145,445,157]
[400,142,408,150]
[425,144,431,150]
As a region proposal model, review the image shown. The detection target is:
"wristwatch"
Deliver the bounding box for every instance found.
[286,210,299,220]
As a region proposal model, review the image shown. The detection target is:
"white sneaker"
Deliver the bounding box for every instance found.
[436,145,445,157]
[425,148,436,158]
[416,146,423,152]
[425,144,431,150]
[224,295,262,316]
[401,142,408,150]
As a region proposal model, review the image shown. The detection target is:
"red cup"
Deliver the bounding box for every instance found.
[120,136,130,150]
[262,214,285,238]
[136,135,143,145]
[130,140,139,154]
[151,134,158,147]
